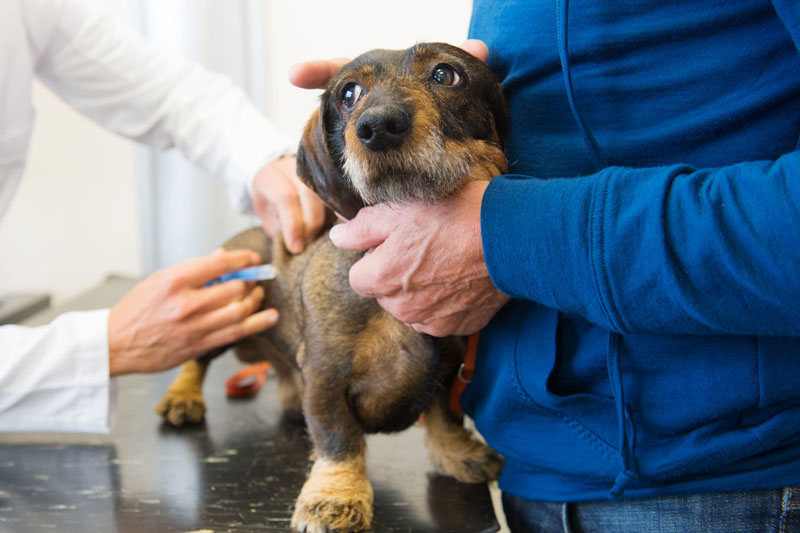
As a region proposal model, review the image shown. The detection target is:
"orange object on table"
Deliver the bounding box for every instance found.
[225,361,271,398]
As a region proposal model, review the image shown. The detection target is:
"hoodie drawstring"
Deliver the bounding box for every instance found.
[607,331,638,499]
[556,0,607,171]
[558,0,631,498]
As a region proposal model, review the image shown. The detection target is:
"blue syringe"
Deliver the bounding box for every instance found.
[206,264,277,286]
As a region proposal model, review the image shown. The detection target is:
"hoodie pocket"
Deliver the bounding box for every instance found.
[757,337,800,409]
[512,309,621,475]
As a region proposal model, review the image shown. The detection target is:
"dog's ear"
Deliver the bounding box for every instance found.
[486,82,510,152]
[296,109,365,220]
[468,51,510,151]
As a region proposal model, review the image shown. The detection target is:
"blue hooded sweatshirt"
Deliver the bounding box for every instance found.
[463,0,800,501]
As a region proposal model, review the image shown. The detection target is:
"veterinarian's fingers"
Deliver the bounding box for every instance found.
[197,308,279,352]
[276,195,306,255]
[328,205,393,251]
[253,157,308,253]
[192,284,266,332]
[297,180,328,245]
[178,249,262,287]
[460,39,489,63]
[188,279,251,315]
[288,57,351,89]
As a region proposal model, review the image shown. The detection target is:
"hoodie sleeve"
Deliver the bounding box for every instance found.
[482,150,800,336]
[481,1,800,337]
[21,0,294,213]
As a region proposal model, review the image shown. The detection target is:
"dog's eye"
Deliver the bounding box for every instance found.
[342,82,365,110]
[431,64,462,86]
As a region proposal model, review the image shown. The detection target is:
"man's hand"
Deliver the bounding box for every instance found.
[289,56,352,90]
[252,156,328,254]
[108,249,278,376]
[329,181,510,337]
[288,40,488,90]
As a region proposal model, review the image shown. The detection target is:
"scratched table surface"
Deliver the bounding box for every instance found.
[0,276,500,533]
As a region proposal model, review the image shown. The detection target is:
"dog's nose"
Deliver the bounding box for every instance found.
[355,105,411,152]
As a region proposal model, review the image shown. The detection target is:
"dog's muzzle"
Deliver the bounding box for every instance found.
[356,104,411,152]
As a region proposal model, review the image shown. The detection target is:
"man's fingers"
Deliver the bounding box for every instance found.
[348,253,382,298]
[289,57,351,89]
[460,39,488,62]
[328,205,393,251]
[289,43,485,91]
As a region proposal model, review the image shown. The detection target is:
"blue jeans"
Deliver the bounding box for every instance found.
[502,488,800,532]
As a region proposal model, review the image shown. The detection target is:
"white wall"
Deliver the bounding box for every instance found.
[0,0,472,304]
[261,1,473,140]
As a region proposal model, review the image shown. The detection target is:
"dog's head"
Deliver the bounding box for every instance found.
[296,42,509,219]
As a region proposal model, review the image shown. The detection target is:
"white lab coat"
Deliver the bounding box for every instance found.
[0,0,294,432]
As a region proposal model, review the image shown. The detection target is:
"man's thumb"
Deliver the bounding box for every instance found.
[328,206,391,251]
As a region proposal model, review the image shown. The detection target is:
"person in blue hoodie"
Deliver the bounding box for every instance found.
[295,0,800,530]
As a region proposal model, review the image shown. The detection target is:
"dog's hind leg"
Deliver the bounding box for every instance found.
[154,348,224,426]
[422,393,504,483]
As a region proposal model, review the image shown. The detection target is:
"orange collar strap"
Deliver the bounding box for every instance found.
[449,332,480,419]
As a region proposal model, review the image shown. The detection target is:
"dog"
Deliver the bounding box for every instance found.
[155,42,510,533]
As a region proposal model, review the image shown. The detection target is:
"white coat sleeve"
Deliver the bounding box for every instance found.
[21,0,295,213]
[0,310,115,433]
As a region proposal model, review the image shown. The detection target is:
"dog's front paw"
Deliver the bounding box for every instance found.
[155,388,206,426]
[429,437,504,484]
[291,458,373,533]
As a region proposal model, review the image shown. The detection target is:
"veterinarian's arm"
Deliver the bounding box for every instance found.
[0,310,114,432]
[20,0,326,252]
[0,249,276,433]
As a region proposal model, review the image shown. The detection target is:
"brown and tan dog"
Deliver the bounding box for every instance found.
[155,42,509,533]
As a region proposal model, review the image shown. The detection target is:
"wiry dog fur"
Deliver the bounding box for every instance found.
[156,42,509,533]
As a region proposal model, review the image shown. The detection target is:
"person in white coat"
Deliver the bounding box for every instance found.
[0,0,327,433]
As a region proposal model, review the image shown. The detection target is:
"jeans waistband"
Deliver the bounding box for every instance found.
[502,487,800,533]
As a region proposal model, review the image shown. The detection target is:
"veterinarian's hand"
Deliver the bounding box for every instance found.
[252,156,328,254]
[288,40,488,90]
[328,180,510,337]
[107,249,279,376]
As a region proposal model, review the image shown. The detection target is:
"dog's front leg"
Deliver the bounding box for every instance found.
[291,370,373,533]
